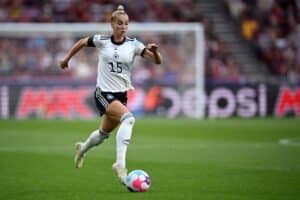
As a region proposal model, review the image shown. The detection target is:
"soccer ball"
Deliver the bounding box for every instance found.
[125,169,151,192]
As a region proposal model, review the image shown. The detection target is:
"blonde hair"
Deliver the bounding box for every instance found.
[111,5,127,22]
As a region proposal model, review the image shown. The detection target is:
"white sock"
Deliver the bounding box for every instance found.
[81,129,109,153]
[116,112,135,169]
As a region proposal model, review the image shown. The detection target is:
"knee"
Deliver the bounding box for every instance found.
[120,112,135,125]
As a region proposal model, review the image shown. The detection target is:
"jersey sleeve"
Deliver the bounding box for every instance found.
[134,38,146,56]
[89,34,103,48]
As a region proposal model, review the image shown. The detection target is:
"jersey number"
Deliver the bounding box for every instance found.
[108,62,123,73]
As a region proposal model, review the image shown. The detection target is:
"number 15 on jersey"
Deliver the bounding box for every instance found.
[108,62,123,73]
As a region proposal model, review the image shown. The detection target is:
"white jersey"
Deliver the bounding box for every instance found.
[90,35,145,92]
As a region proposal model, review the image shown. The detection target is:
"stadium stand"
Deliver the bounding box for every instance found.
[0,0,299,82]
[225,0,300,82]
[0,0,243,82]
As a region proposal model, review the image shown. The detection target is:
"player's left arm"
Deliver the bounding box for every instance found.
[142,43,162,64]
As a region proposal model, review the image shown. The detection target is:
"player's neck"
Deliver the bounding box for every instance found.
[111,35,126,45]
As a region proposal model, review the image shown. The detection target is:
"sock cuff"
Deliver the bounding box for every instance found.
[99,130,109,139]
[120,112,134,122]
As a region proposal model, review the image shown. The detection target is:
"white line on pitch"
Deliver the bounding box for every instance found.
[279,138,300,147]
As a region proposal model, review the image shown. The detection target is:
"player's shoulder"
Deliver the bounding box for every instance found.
[100,35,110,40]
[125,36,135,42]
[126,37,144,45]
[93,34,110,40]
[98,34,110,40]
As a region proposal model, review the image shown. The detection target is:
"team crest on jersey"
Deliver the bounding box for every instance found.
[113,52,119,59]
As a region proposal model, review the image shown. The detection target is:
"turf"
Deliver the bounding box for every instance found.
[0,118,299,200]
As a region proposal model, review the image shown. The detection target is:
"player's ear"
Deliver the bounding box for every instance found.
[111,20,116,29]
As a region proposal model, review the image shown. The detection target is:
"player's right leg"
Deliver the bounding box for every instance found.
[75,88,121,168]
[75,115,119,168]
[75,129,108,168]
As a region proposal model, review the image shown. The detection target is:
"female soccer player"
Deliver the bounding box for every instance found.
[59,5,162,184]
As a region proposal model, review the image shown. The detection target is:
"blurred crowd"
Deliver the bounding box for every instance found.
[0,0,204,23]
[0,37,97,80]
[0,33,201,86]
[0,0,243,83]
[226,0,300,81]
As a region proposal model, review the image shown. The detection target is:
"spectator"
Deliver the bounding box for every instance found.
[227,0,300,79]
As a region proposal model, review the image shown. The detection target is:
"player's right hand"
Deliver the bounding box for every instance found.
[59,59,69,69]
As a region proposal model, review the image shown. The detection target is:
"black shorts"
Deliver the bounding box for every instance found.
[94,87,128,116]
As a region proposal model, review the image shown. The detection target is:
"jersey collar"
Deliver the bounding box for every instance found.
[111,35,126,45]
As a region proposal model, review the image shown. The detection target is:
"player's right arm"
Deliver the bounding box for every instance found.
[59,37,89,69]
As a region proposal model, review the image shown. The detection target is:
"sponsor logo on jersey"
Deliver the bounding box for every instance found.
[106,94,114,100]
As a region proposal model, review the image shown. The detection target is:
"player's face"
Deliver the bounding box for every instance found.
[111,14,129,37]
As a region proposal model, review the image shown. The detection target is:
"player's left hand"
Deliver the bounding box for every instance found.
[146,43,159,52]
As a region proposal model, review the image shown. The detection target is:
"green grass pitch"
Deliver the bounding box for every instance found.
[0,118,299,200]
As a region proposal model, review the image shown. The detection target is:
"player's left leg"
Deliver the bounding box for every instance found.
[105,100,135,184]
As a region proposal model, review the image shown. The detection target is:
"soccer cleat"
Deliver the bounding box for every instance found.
[74,142,85,168]
[112,162,128,185]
